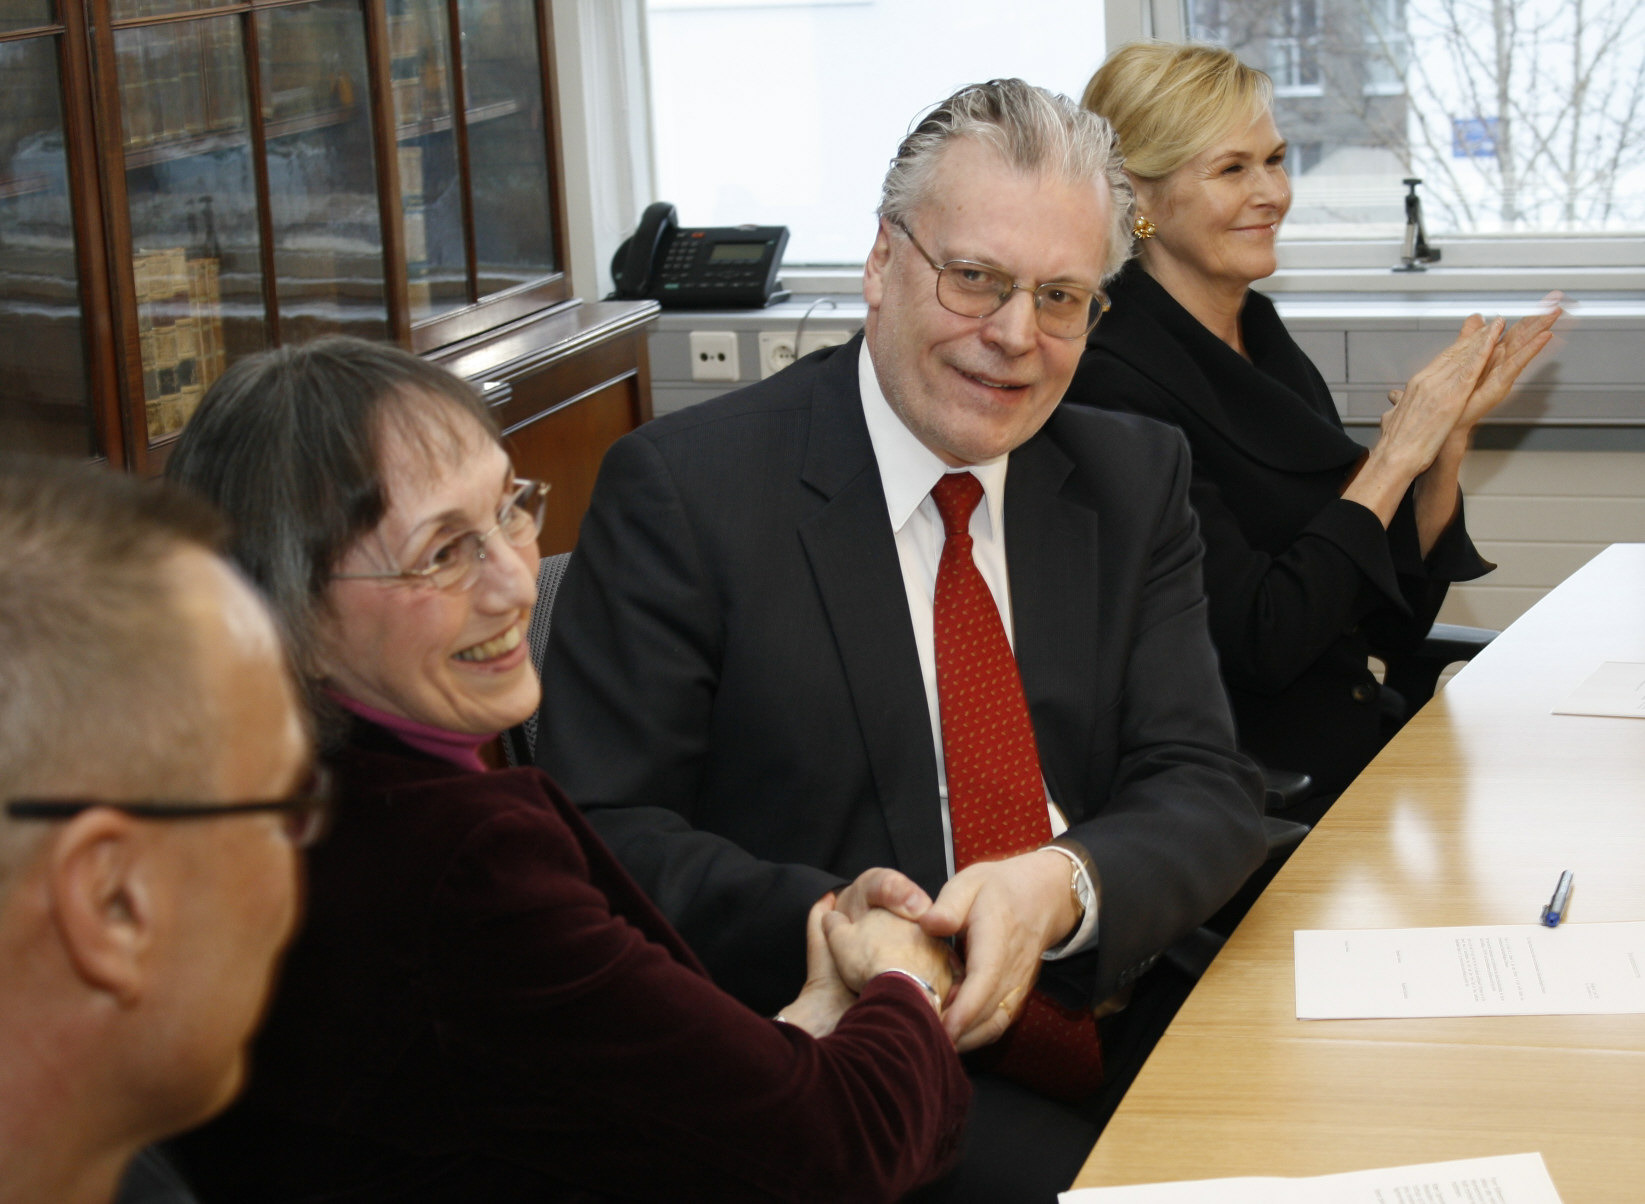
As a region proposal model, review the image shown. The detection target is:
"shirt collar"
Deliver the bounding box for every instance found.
[857,340,1009,534]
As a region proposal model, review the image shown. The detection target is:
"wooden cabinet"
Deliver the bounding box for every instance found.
[429,298,658,556]
[1,0,651,519]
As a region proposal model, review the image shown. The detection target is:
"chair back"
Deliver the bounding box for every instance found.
[503,550,571,767]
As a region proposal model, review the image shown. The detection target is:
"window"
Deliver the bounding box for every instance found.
[644,0,1106,265]
[600,0,1643,293]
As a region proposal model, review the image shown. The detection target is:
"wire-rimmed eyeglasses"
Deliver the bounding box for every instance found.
[894,220,1110,340]
[6,768,333,849]
[333,477,550,594]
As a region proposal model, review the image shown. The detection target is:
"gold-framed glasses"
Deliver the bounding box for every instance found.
[894,219,1110,339]
[334,477,549,593]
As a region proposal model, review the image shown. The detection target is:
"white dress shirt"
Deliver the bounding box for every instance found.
[857,343,1098,957]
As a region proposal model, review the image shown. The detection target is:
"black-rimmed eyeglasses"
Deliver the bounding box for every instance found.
[5,769,333,849]
[894,219,1110,340]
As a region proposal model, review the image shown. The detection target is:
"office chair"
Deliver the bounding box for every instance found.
[1378,622,1497,717]
[503,550,572,768]
[116,1146,201,1204]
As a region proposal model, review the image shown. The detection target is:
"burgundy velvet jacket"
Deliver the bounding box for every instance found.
[173,721,968,1202]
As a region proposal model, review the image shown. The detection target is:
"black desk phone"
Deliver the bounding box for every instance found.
[611,201,790,308]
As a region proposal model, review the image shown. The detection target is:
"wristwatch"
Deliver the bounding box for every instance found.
[1042,837,1097,947]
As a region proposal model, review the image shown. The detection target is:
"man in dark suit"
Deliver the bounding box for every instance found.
[540,80,1265,1199]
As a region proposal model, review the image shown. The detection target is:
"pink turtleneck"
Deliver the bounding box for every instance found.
[327,691,494,773]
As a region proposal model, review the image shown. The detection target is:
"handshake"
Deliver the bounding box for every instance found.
[776,852,1086,1053]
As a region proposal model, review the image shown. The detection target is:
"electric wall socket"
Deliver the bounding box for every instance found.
[757,331,797,379]
[757,327,853,378]
[689,331,740,383]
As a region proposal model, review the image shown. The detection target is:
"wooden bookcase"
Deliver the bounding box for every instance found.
[1,0,653,548]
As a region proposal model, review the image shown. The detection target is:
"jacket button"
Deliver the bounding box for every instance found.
[1351,681,1377,704]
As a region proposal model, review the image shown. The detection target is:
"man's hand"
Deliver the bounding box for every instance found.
[833,865,933,924]
[917,849,1081,1052]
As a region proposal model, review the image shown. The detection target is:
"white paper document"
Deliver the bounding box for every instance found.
[1059,1151,1563,1203]
[1294,921,1645,1019]
[1554,660,1645,719]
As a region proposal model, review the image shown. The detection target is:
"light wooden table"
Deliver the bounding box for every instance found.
[1073,543,1645,1201]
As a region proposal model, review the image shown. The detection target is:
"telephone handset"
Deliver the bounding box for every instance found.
[610,201,790,308]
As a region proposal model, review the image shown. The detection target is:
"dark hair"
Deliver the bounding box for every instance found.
[0,456,227,830]
[165,336,499,699]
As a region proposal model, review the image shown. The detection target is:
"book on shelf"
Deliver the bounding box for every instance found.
[119,16,248,152]
[134,247,224,438]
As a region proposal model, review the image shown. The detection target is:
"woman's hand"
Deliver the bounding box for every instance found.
[1374,316,1502,477]
[1452,302,1562,431]
[1345,316,1503,529]
[1382,302,1562,450]
[822,904,956,1009]
[771,893,860,1038]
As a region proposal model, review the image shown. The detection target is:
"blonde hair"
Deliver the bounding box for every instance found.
[1082,41,1273,183]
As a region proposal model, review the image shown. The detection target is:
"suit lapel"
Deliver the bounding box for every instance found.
[795,340,948,896]
[1004,431,1100,820]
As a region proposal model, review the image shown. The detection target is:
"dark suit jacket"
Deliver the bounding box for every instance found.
[173,721,968,1203]
[1069,265,1491,795]
[538,334,1266,1017]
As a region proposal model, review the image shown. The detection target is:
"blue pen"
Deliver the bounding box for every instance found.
[1541,870,1574,927]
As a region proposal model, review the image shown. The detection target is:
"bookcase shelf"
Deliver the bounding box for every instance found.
[394,97,521,144]
[0,174,52,200]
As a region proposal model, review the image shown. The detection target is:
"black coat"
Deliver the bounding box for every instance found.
[538,333,1266,1016]
[1067,265,1491,795]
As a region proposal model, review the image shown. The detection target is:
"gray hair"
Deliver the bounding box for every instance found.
[878,78,1134,281]
[0,457,228,892]
[164,336,499,732]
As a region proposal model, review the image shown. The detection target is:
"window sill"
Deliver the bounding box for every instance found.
[781,262,1645,297]
[1260,264,1645,295]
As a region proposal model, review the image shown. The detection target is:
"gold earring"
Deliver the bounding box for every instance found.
[1133,215,1157,241]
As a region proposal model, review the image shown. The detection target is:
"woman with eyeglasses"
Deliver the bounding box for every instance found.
[1065,42,1561,806]
[163,336,967,1202]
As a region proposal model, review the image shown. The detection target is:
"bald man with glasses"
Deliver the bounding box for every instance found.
[541,80,1265,1199]
[0,456,314,1204]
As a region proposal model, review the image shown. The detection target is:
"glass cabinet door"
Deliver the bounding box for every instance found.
[387,0,467,320]
[257,0,390,345]
[0,21,94,456]
[460,0,557,295]
[114,9,268,442]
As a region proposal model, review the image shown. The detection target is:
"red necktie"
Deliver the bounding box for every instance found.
[931,471,1103,1102]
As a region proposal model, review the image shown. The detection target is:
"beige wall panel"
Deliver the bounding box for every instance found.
[1466,541,1608,587]
[1462,495,1645,542]
[1438,585,1555,631]
[1460,450,1645,495]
